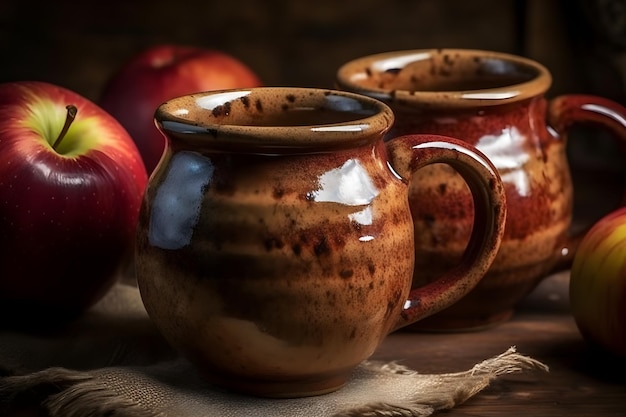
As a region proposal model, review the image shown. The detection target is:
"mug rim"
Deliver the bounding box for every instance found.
[335,48,553,109]
[155,87,395,152]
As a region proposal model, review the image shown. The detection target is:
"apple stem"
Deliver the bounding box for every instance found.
[52,105,78,151]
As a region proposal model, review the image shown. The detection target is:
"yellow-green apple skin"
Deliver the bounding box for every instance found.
[0,81,148,324]
[99,44,262,175]
[570,207,626,358]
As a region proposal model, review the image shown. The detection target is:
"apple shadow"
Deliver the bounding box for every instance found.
[542,337,626,384]
[0,301,87,334]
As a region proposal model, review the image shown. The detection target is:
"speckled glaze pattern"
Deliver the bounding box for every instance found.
[135,87,507,397]
[336,49,626,330]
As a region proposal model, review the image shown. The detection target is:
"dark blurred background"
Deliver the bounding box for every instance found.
[1,0,624,103]
[1,0,625,210]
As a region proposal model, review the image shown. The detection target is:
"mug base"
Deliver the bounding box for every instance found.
[403,309,514,333]
[203,370,351,399]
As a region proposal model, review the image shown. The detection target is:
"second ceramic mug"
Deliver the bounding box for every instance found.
[336,48,626,330]
[135,87,507,398]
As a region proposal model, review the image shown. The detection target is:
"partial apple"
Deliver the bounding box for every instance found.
[99,44,263,174]
[0,81,148,326]
[570,206,626,358]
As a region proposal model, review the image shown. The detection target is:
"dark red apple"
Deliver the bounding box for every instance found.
[0,81,148,326]
[99,44,263,174]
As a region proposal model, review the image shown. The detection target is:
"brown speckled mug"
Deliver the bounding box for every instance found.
[336,48,626,330]
[135,87,506,398]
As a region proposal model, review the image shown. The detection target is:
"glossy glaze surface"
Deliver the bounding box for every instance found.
[336,49,626,330]
[135,87,506,397]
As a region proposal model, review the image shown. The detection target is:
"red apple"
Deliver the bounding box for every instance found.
[570,207,626,358]
[0,81,148,325]
[99,44,263,174]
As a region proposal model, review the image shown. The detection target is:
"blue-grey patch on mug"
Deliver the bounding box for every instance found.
[148,151,214,250]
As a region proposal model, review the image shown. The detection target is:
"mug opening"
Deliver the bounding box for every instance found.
[200,90,383,127]
[155,87,395,152]
[336,49,552,108]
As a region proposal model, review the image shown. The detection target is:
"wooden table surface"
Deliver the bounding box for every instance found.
[372,271,626,416]
[4,271,625,416]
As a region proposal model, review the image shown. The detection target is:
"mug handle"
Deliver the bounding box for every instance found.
[547,94,626,269]
[386,134,507,331]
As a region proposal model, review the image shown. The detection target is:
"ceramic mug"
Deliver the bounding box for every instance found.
[135,87,507,398]
[336,48,626,330]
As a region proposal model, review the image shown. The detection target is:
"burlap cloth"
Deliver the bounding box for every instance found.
[0,280,549,417]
